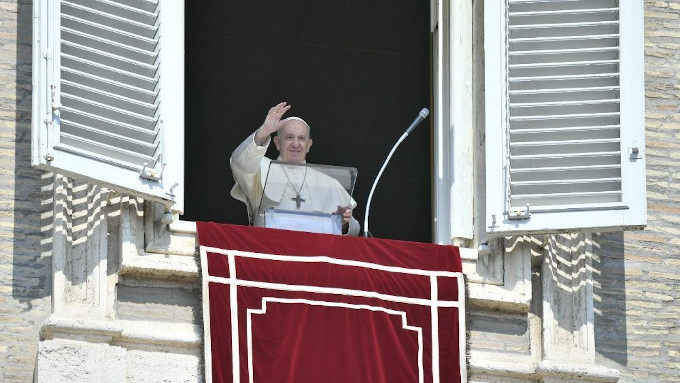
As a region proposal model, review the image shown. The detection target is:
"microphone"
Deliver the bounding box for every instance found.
[363,108,430,237]
[406,108,430,135]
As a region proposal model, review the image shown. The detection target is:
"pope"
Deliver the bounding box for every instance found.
[230,102,360,235]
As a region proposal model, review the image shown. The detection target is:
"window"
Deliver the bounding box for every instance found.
[32,0,185,212]
[484,0,646,235]
[32,0,647,242]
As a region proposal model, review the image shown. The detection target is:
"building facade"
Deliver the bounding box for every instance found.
[1,0,679,382]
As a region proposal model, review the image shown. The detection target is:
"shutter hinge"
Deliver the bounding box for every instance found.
[508,204,531,220]
[165,182,179,199]
[44,84,60,162]
[140,163,165,181]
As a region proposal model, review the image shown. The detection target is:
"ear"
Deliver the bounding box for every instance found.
[273,135,281,151]
[307,138,313,152]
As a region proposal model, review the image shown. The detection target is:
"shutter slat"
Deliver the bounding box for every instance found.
[61,119,158,157]
[509,0,618,5]
[62,55,158,91]
[511,85,620,94]
[510,150,620,159]
[60,109,158,143]
[510,124,620,133]
[510,33,619,43]
[510,137,620,147]
[512,90,620,105]
[57,134,158,171]
[510,21,618,31]
[62,41,158,78]
[510,72,619,82]
[511,51,619,65]
[510,191,623,207]
[511,164,622,182]
[510,140,620,156]
[115,0,158,14]
[62,1,158,39]
[510,112,620,121]
[61,16,158,52]
[67,0,159,25]
[512,46,619,55]
[62,68,158,104]
[509,8,619,17]
[510,153,620,169]
[510,59,618,69]
[510,126,620,142]
[511,35,618,52]
[62,81,158,117]
[62,28,157,65]
[61,95,157,130]
[511,178,621,195]
[510,99,620,108]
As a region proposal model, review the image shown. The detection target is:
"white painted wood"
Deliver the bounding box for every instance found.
[449,0,474,241]
[618,0,647,229]
[485,0,646,235]
[432,0,451,244]
[31,0,185,212]
[433,0,475,244]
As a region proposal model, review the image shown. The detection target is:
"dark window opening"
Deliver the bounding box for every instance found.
[183,0,432,242]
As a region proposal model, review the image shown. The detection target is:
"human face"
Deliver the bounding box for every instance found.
[274,120,313,163]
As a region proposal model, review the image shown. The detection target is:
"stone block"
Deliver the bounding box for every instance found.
[36,340,126,383]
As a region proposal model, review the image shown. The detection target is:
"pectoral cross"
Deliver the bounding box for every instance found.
[292,194,305,208]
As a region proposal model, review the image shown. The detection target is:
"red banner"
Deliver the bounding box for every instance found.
[198,223,466,383]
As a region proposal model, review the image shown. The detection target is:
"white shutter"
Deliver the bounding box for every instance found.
[485,0,645,235]
[32,0,184,212]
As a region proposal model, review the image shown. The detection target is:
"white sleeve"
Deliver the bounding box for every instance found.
[230,132,270,198]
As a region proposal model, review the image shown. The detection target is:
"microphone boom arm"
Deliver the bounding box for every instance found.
[363,108,429,237]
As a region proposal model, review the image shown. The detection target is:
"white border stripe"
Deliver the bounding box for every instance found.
[247,298,425,383]
[200,247,213,383]
[458,273,468,383]
[208,275,462,308]
[430,275,440,383]
[229,253,240,383]
[202,246,464,278]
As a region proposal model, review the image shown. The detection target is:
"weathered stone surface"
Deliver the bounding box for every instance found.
[36,340,126,383]
[1,1,680,383]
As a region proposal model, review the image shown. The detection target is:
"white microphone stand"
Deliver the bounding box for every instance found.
[363,108,429,237]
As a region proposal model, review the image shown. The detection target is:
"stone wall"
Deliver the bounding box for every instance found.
[591,1,680,381]
[0,1,53,382]
[1,0,679,382]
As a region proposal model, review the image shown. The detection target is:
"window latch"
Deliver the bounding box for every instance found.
[507,204,531,220]
[630,141,642,160]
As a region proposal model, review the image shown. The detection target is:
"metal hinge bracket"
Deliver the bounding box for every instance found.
[140,163,165,181]
[507,204,531,220]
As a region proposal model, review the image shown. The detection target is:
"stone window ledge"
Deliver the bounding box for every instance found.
[41,316,201,349]
[470,353,620,383]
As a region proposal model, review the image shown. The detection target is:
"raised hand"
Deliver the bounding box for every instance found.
[255,102,292,145]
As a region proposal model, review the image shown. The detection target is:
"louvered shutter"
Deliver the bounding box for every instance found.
[485,0,645,235]
[32,0,184,212]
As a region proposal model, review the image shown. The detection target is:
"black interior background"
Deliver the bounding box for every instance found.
[183,0,432,242]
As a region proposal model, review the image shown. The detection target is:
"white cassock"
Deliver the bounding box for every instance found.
[230,132,360,236]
